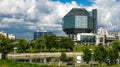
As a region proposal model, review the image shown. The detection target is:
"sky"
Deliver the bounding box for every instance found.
[0,0,120,39]
[52,0,93,6]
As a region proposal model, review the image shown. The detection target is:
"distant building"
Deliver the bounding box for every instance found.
[0,31,16,40]
[62,8,97,39]
[62,8,120,46]
[76,33,96,45]
[34,30,53,40]
[74,27,120,45]
[0,31,8,37]
[96,27,117,45]
[8,34,16,40]
[97,27,108,36]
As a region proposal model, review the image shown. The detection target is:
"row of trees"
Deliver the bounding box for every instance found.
[83,41,120,65]
[0,34,74,53]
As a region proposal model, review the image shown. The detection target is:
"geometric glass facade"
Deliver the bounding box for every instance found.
[75,16,87,28]
[63,16,75,29]
[62,8,97,38]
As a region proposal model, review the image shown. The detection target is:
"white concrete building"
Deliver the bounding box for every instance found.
[0,31,8,37]
[0,31,16,40]
[97,27,108,36]
[96,27,116,45]
[75,33,96,45]
[8,34,16,40]
[74,27,119,45]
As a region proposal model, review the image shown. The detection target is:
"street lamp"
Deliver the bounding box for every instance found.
[89,49,93,64]
[13,47,17,61]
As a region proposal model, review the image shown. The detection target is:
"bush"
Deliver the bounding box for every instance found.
[60,52,67,61]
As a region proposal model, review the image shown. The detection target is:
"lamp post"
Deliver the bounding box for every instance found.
[13,47,17,61]
[89,49,93,64]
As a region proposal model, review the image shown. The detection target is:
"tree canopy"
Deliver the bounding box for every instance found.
[0,34,13,53]
[111,40,120,52]
[33,36,46,52]
[93,46,108,64]
[83,47,92,64]
[17,38,29,53]
[45,34,58,51]
[60,37,74,51]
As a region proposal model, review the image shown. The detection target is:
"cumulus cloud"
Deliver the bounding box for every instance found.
[0,0,79,39]
[0,0,120,39]
[80,0,120,32]
[92,0,120,31]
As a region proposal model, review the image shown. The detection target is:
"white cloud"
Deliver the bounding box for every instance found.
[91,0,120,30]
[0,0,79,39]
[0,0,120,39]
[83,0,120,31]
[2,18,24,23]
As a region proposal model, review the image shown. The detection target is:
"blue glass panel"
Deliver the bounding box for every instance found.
[75,16,87,28]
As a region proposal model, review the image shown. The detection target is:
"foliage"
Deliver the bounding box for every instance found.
[0,33,76,53]
[83,47,92,64]
[17,38,29,53]
[93,46,108,64]
[74,45,96,52]
[0,33,74,53]
[45,34,58,51]
[27,41,34,52]
[106,41,120,65]
[74,45,83,52]
[1,59,120,67]
[0,34,13,53]
[107,48,119,65]
[108,49,118,61]
[0,59,49,67]
[60,52,67,61]
[33,36,46,52]
[60,37,74,51]
[111,40,120,52]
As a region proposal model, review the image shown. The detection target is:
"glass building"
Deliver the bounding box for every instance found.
[76,33,96,45]
[62,8,97,38]
[80,35,96,42]
[34,31,53,40]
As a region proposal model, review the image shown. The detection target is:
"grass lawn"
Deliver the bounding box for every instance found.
[74,45,96,52]
[0,60,49,67]
[0,59,120,67]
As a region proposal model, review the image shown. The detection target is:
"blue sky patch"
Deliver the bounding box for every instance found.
[52,0,93,6]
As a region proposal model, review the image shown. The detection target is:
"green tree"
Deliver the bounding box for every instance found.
[34,36,46,52]
[27,42,34,53]
[107,40,120,65]
[0,34,13,53]
[93,46,108,64]
[83,47,92,64]
[108,48,119,65]
[60,37,74,51]
[0,34,13,59]
[45,34,58,51]
[17,38,29,53]
[111,40,120,52]
[28,40,36,52]
[60,52,67,61]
